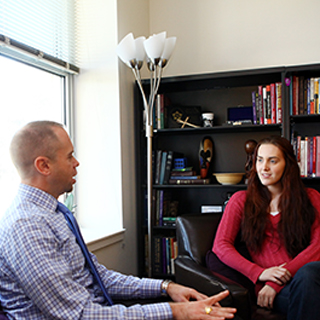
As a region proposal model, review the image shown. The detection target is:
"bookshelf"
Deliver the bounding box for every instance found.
[134,64,320,278]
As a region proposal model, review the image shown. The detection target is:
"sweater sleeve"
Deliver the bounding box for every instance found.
[212,191,264,284]
[267,188,320,293]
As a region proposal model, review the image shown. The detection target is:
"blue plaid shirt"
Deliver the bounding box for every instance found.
[0,184,172,319]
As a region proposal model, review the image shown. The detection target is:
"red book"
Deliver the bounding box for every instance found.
[310,78,315,114]
[276,82,282,123]
[270,83,276,124]
[292,76,299,115]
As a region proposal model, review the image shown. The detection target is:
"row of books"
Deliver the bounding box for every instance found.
[292,135,320,177]
[153,190,178,227]
[168,166,210,185]
[153,236,178,275]
[154,150,183,185]
[251,83,282,125]
[290,76,320,116]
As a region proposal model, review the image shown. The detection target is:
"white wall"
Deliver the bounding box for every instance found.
[74,0,149,275]
[149,0,320,76]
[75,0,320,276]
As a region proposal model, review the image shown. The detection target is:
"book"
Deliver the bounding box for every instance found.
[170,175,201,180]
[262,86,267,124]
[258,86,264,124]
[159,151,168,185]
[162,217,177,227]
[314,78,319,114]
[270,83,276,124]
[299,76,305,115]
[293,76,300,115]
[155,150,162,185]
[300,139,305,177]
[163,151,183,185]
[169,178,210,185]
[317,136,320,177]
[251,91,257,124]
[266,85,271,124]
[310,78,315,114]
[153,236,162,274]
[171,166,193,172]
[276,82,282,123]
[170,170,196,176]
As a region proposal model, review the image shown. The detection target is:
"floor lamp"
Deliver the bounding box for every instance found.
[117,32,176,277]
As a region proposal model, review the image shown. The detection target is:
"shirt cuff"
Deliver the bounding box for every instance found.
[139,278,164,299]
[141,302,173,320]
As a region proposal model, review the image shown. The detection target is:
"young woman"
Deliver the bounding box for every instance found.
[212,136,320,319]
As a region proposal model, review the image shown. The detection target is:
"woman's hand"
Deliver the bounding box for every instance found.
[258,263,291,285]
[257,285,277,309]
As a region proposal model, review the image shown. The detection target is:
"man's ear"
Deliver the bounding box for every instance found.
[34,156,51,176]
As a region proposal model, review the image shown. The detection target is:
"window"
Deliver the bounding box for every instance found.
[0,54,69,217]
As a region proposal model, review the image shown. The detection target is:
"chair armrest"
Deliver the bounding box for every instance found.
[174,256,251,320]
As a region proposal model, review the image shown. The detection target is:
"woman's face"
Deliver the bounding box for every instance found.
[256,143,286,191]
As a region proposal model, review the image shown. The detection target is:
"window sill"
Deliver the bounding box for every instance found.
[82,227,126,252]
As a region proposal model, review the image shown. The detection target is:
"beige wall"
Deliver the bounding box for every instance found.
[92,0,320,276]
[149,0,320,76]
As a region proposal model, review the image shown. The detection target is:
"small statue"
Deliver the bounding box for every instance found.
[199,137,213,178]
[244,139,257,180]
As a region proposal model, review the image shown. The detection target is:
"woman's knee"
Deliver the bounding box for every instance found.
[294,261,320,285]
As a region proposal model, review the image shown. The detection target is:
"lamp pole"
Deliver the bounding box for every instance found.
[117,32,176,278]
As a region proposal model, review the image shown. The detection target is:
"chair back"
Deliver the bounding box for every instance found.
[176,213,222,266]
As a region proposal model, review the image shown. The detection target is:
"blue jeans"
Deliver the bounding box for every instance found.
[273,261,320,320]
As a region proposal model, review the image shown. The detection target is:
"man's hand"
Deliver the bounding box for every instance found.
[257,285,277,309]
[258,263,291,285]
[166,282,208,302]
[169,290,237,320]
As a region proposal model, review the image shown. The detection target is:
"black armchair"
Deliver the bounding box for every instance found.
[174,213,286,320]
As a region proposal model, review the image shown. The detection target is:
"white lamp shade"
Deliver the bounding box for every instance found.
[116,33,136,64]
[143,32,166,60]
[134,36,146,62]
[161,37,177,60]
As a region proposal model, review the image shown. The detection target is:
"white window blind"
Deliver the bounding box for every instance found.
[0,0,79,73]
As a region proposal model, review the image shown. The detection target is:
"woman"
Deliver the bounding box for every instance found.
[212,136,320,319]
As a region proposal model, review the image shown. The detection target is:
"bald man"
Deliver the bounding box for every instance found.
[0,121,237,320]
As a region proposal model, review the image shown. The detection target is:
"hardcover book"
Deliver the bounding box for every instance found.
[169,178,210,185]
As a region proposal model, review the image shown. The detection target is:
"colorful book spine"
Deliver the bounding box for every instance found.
[317,136,320,177]
[251,91,257,124]
[276,82,282,123]
[270,83,276,124]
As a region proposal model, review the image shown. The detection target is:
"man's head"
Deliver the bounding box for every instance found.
[10,121,79,198]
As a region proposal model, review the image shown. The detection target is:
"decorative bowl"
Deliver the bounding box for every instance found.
[213,173,244,185]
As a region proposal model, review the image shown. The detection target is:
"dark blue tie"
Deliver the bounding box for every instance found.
[57,202,113,306]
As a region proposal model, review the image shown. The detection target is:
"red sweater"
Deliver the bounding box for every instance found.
[213,188,320,293]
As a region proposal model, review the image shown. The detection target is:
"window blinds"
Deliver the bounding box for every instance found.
[0,0,79,73]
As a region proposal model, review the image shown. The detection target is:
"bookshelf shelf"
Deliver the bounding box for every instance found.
[135,64,320,279]
[155,123,281,135]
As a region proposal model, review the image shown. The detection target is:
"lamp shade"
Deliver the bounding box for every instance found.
[161,37,177,60]
[134,36,146,62]
[116,33,136,65]
[143,32,166,61]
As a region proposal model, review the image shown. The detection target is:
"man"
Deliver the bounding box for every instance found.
[0,121,237,319]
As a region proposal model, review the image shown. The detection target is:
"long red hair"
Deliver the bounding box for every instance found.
[242,136,315,258]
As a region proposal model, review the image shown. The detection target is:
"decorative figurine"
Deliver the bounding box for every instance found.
[199,136,213,178]
[244,139,257,181]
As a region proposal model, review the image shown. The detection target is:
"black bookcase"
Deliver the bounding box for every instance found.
[134,64,320,278]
